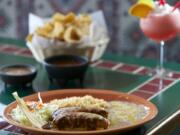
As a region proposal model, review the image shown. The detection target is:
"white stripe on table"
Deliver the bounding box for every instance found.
[111,63,124,71]
[90,60,103,67]
[132,66,145,74]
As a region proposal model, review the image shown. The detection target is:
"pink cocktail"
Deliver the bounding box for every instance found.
[140,12,180,42]
[139,1,180,77]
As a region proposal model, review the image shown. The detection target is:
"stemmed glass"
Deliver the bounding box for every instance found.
[140,6,180,79]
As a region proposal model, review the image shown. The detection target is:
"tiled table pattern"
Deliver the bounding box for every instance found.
[0,44,180,101]
[0,44,180,135]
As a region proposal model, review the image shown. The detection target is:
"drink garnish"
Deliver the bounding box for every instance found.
[172,2,180,12]
[158,0,166,6]
[129,0,155,18]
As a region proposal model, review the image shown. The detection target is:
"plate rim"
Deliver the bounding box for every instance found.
[3,89,158,135]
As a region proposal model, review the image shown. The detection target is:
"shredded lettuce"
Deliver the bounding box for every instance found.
[12,92,46,128]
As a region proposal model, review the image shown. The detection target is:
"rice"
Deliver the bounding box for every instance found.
[50,95,109,109]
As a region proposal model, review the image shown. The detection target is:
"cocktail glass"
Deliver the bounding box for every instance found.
[140,10,180,78]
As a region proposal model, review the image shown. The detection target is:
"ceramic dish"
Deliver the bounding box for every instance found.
[3,89,158,135]
[43,55,89,85]
[0,64,37,86]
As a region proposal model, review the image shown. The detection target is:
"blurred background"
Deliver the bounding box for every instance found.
[0,0,180,62]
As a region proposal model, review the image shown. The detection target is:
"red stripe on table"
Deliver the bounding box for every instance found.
[131,91,153,99]
[171,72,180,79]
[149,78,173,86]
[0,45,7,51]
[0,121,9,129]
[1,46,20,54]
[139,83,162,93]
[4,125,27,134]
[3,125,15,131]
[137,68,151,75]
[117,64,139,73]
[18,49,32,57]
[96,61,117,68]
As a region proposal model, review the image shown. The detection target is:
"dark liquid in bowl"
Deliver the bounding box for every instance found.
[50,59,82,66]
[2,67,32,75]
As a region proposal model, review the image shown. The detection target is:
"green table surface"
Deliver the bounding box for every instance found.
[0,38,179,135]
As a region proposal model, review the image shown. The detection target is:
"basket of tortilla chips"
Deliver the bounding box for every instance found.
[26,11,109,63]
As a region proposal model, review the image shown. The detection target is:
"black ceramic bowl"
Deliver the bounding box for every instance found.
[0,64,37,86]
[43,55,89,84]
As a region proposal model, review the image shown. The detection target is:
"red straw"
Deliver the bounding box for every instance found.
[172,1,180,12]
[159,0,166,6]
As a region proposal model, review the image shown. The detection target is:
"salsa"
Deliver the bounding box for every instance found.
[50,59,82,66]
[2,66,32,75]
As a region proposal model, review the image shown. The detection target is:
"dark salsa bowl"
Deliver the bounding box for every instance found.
[43,55,89,82]
[0,64,37,86]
